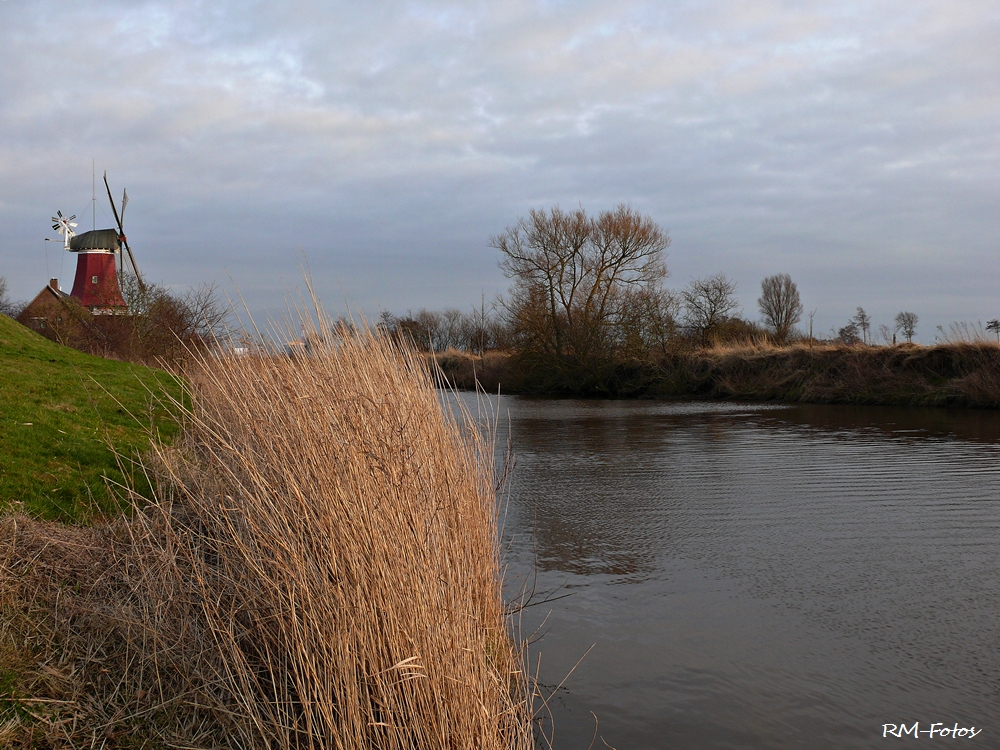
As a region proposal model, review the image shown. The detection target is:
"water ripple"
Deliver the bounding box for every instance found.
[484,397,1000,750]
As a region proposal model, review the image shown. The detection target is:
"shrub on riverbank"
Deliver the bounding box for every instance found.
[1,321,533,748]
[433,341,1000,407]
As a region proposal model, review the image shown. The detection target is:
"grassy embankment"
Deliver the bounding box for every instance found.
[0,314,182,521]
[432,341,1000,406]
[0,314,533,748]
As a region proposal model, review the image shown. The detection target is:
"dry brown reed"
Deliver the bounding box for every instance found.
[1,316,535,748]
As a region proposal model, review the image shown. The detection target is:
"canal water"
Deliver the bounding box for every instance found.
[467,396,1000,749]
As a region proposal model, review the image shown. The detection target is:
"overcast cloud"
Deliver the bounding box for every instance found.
[1,0,997,340]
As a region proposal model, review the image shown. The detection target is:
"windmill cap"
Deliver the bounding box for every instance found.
[69,229,121,252]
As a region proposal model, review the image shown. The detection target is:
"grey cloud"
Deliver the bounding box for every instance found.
[0,0,997,340]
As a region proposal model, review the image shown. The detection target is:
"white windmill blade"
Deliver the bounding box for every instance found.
[51,211,77,239]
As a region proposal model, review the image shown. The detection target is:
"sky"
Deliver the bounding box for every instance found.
[1,0,997,342]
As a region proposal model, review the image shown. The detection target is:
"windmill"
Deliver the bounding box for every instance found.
[51,171,144,312]
[51,211,78,249]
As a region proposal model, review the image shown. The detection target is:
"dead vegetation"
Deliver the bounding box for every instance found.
[652,340,1000,406]
[0,319,535,748]
[432,340,1000,406]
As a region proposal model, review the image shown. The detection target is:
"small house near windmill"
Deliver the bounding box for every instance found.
[19,278,71,334]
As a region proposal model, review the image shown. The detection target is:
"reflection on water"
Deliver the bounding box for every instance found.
[466,396,1000,750]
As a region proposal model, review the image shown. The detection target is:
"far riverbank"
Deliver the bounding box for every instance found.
[430,342,1000,408]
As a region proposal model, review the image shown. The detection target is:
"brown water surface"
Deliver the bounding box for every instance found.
[469,396,1000,749]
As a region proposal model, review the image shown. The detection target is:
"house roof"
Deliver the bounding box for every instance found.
[20,282,69,318]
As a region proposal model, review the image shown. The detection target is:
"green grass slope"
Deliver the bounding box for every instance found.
[0,315,182,522]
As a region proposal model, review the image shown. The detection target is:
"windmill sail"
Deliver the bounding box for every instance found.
[103,172,145,292]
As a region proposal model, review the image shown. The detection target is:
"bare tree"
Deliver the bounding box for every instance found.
[894,311,918,344]
[838,322,860,345]
[379,311,433,352]
[0,276,23,318]
[463,294,504,356]
[414,309,443,350]
[439,308,465,350]
[987,319,1000,344]
[492,204,669,374]
[852,307,871,345]
[757,273,803,344]
[617,286,679,358]
[113,278,230,361]
[492,206,593,359]
[682,273,740,345]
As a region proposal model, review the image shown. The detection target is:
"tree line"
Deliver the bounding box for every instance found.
[376,205,938,392]
[377,301,508,356]
[837,308,918,346]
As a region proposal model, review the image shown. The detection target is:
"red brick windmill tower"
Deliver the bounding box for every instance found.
[52,172,145,312]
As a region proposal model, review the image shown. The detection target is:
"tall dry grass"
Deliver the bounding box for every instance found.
[934,321,997,345]
[1,317,535,748]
